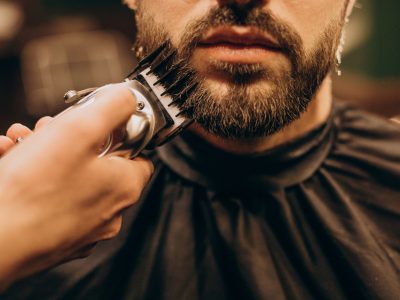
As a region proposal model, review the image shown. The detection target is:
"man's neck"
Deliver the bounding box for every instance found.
[190,76,333,155]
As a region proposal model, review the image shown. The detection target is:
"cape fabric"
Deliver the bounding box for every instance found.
[2,102,400,300]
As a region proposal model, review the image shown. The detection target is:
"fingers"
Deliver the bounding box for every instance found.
[89,86,137,134]
[35,116,54,130]
[69,215,123,260]
[112,156,154,195]
[133,156,155,176]
[0,136,14,156]
[97,216,123,241]
[2,118,52,152]
[0,119,53,158]
[6,123,32,143]
[99,156,154,212]
[78,156,153,249]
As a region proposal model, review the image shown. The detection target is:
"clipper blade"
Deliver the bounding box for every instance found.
[127,41,197,147]
[130,42,197,113]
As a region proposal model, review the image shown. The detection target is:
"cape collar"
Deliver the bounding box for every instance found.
[157,107,336,192]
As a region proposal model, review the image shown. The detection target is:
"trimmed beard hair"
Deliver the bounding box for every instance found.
[134,4,344,139]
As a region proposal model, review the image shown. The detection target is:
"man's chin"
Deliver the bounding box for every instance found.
[203,76,275,99]
[192,61,282,89]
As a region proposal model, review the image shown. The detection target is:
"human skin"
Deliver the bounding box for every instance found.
[126,0,355,154]
[0,86,153,291]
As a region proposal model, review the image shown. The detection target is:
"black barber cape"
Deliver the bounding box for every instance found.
[3,102,400,300]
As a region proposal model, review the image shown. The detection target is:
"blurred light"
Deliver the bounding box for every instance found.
[20,29,135,116]
[344,4,373,55]
[0,1,24,42]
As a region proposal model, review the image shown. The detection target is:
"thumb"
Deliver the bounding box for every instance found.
[55,84,138,150]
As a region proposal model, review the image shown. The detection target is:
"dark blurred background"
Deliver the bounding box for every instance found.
[0,0,399,133]
[335,0,400,120]
[0,0,137,132]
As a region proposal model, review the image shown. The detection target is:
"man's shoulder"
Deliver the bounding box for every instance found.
[328,101,400,183]
[334,101,400,155]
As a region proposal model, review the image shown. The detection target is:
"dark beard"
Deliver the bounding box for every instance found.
[134,4,343,139]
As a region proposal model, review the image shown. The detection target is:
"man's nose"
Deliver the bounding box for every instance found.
[217,0,267,8]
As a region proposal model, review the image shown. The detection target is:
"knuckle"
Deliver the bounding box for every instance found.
[122,176,146,204]
[100,217,123,240]
[35,116,53,129]
[97,202,118,223]
[103,157,153,208]
[109,85,137,104]
[131,158,154,183]
[137,161,155,187]
[5,124,16,136]
[142,160,155,179]
[121,190,141,208]
[113,217,123,232]
[146,162,155,180]
[120,89,137,108]
[6,123,24,138]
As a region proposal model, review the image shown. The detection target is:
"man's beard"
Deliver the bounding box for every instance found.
[134,4,344,139]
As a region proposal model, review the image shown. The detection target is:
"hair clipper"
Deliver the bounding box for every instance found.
[63,42,196,158]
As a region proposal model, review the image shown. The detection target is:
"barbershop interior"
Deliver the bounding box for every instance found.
[0,0,399,131]
[0,0,400,298]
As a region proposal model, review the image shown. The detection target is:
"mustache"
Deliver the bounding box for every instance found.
[179,5,304,64]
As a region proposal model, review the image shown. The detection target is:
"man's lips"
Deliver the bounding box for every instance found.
[199,26,281,49]
[196,26,282,64]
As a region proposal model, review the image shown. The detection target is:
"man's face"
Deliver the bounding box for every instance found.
[129,0,353,138]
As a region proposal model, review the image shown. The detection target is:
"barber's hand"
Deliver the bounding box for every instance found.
[0,116,53,156]
[0,134,15,156]
[0,85,153,290]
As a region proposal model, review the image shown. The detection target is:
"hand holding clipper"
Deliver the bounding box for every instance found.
[0,87,154,290]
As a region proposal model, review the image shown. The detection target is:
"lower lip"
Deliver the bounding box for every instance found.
[197,43,281,64]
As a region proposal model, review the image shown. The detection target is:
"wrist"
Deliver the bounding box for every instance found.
[0,215,26,291]
[0,187,38,290]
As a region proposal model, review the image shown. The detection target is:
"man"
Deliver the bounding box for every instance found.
[2,0,400,299]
